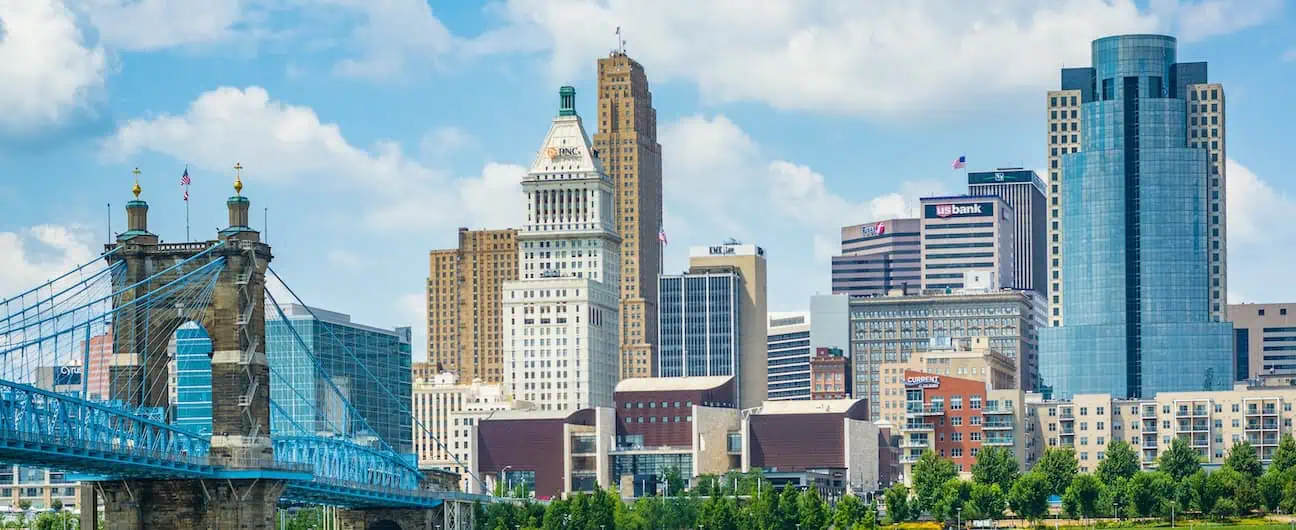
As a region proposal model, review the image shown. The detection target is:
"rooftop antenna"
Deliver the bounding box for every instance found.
[615,26,625,54]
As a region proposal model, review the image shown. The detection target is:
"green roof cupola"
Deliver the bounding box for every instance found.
[559,86,577,117]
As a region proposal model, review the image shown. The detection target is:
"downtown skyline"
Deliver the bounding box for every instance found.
[2,1,1296,362]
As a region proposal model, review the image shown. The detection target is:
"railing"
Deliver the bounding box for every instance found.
[905,403,943,415]
[982,404,1014,415]
[903,421,934,431]
[982,419,1015,430]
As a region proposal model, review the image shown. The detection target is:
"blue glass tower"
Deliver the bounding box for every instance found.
[658,269,740,380]
[173,322,212,434]
[1040,35,1232,399]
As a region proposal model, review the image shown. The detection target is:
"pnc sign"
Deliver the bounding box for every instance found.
[904,375,940,389]
[546,146,581,160]
[925,202,994,219]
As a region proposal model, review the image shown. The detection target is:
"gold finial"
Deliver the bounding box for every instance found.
[132,167,142,198]
[233,162,244,195]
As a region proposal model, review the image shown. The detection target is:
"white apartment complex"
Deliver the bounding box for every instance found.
[412,372,513,476]
[502,86,622,412]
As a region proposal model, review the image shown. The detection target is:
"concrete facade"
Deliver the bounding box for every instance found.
[686,244,768,409]
[1228,302,1296,381]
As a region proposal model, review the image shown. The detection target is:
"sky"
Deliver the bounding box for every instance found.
[1,0,1294,362]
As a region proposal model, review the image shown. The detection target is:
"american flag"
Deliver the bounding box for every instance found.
[180,167,190,201]
[951,155,967,169]
[658,229,667,245]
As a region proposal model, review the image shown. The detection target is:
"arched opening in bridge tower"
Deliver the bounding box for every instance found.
[370,520,402,530]
[166,321,212,435]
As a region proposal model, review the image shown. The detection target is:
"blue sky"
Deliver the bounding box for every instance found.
[1,0,1294,361]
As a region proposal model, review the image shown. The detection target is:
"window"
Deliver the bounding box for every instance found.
[971,432,982,442]
[952,448,964,458]
[952,416,963,426]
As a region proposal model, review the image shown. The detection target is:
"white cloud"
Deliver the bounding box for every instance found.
[1153,0,1284,43]
[323,0,456,79]
[471,0,1163,117]
[101,86,524,233]
[80,0,246,51]
[0,225,97,298]
[659,114,945,309]
[0,0,106,134]
[1226,158,1296,303]
[418,125,475,161]
[397,291,427,362]
[326,248,366,271]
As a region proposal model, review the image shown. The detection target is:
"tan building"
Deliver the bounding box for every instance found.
[896,371,1031,484]
[427,228,517,383]
[686,244,769,409]
[1228,302,1296,381]
[1028,383,1296,474]
[879,337,1018,425]
[593,51,664,380]
[412,370,512,478]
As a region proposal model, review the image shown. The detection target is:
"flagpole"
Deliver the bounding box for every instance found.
[185,196,190,242]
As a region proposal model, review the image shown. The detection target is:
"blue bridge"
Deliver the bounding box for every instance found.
[0,177,493,529]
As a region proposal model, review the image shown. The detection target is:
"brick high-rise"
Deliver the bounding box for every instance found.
[593,51,663,379]
[426,228,517,383]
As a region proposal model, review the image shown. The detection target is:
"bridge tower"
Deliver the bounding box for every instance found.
[82,168,286,530]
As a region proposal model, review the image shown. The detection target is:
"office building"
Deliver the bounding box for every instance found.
[1040,34,1233,399]
[877,337,1018,425]
[411,371,512,479]
[1229,303,1296,381]
[897,372,1029,482]
[502,86,622,412]
[660,243,768,409]
[1028,383,1296,472]
[81,329,111,401]
[767,313,812,401]
[810,347,850,400]
[832,219,921,296]
[919,195,1016,291]
[967,169,1047,294]
[427,228,518,384]
[172,323,213,434]
[266,303,414,454]
[850,289,1046,418]
[593,51,663,380]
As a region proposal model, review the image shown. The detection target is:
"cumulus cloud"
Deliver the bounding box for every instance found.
[0,0,106,134]
[0,225,98,299]
[1152,0,1284,43]
[1226,158,1296,303]
[80,0,247,51]
[101,86,525,233]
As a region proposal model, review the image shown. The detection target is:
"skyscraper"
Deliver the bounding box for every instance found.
[502,86,622,412]
[1039,34,1232,399]
[1047,36,1227,326]
[918,195,1016,291]
[427,228,518,383]
[967,168,1047,294]
[658,243,767,409]
[767,312,812,401]
[171,323,213,435]
[830,218,921,296]
[593,51,663,380]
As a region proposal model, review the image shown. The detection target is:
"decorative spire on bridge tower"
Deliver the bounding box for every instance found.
[120,167,158,244]
[221,162,259,242]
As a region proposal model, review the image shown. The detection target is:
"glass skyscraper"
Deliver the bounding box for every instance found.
[173,323,212,434]
[267,303,414,455]
[1040,34,1232,399]
[658,269,741,381]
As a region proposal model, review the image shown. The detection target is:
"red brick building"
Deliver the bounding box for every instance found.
[810,347,850,400]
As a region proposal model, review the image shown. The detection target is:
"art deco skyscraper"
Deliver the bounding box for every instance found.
[427,228,517,383]
[593,51,663,380]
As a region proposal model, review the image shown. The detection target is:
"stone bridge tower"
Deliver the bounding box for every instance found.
[85,167,284,530]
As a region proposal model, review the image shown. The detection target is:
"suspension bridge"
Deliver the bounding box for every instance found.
[0,174,493,529]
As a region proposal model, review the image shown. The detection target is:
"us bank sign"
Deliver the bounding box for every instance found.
[924,202,994,219]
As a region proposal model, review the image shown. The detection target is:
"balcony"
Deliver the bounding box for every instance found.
[983,404,1015,415]
[904,421,935,432]
[983,419,1015,430]
[900,453,923,464]
[900,437,931,449]
[906,402,944,416]
[1060,425,1075,435]
[1060,410,1074,419]
[984,435,1015,446]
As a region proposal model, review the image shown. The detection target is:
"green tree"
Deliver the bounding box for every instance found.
[49,499,62,512]
[747,479,782,530]
[832,494,867,529]
[1062,473,1102,519]
[1259,468,1291,512]
[662,466,687,497]
[1182,470,1213,515]
[1158,437,1202,481]
[968,483,1006,520]
[1008,471,1050,522]
[1098,476,1131,518]
[1035,446,1079,495]
[797,487,829,530]
[541,499,569,530]
[912,450,957,513]
[883,484,912,524]
[1272,434,1296,473]
[778,484,802,530]
[930,478,972,523]
[971,446,1019,492]
[1224,440,1263,479]
[1127,471,1172,517]
[1096,439,1139,484]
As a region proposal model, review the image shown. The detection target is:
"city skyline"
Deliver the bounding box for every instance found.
[2,2,1296,362]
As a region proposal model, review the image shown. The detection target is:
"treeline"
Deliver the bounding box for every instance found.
[474,435,1296,530]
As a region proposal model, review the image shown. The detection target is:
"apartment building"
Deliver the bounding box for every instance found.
[897,371,1030,484]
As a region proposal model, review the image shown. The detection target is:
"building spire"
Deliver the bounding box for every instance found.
[132,167,142,198]
[559,86,576,117]
[233,162,244,195]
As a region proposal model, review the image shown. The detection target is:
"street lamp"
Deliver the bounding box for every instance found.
[957,507,962,530]
[501,466,513,497]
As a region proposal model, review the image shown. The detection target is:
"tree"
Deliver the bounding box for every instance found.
[1035,446,1078,495]
[662,466,687,497]
[912,450,957,513]
[1062,474,1102,519]
[1008,471,1050,522]
[1098,476,1131,518]
[831,494,867,530]
[1096,439,1139,484]
[49,499,62,512]
[1127,471,1172,517]
[883,484,912,524]
[1259,468,1291,513]
[797,487,829,530]
[1272,434,1296,473]
[968,483,1006,520]
[930,478,972,523]
[971,446,1019,492]
[1158,437,1201,481]
[541,499,569,530]
[779,484,801,530]
[1224,440,1263,479]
